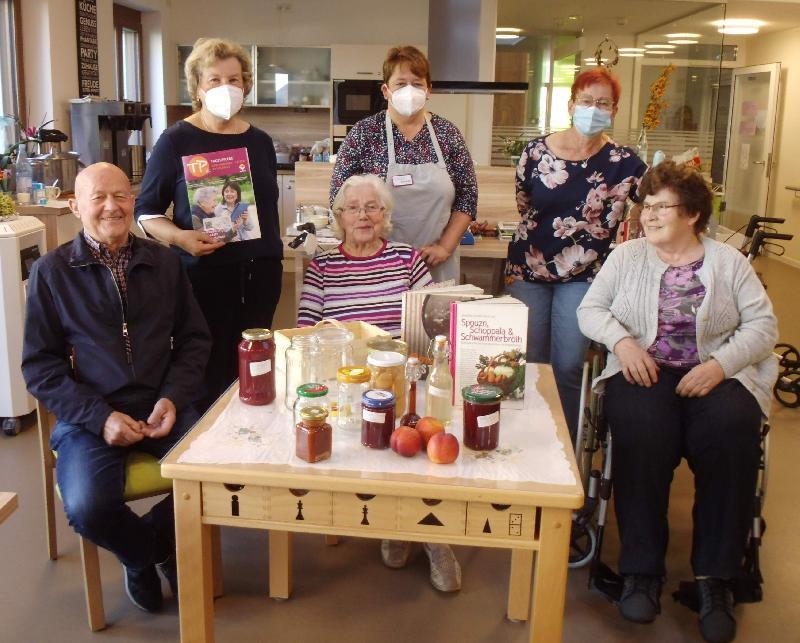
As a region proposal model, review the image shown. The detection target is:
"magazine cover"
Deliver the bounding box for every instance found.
[181,147,261,242]
[400,283,488,364]
[449,296,528,409]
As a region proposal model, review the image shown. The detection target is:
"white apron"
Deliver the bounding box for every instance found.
[384,113,458,283]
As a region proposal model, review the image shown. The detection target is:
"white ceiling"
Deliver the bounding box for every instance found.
[497,0,800,38]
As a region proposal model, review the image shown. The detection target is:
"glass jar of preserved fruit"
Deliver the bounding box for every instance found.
[238,328,276,405]
[461,384,503,450]
[337,366,371,431]
[296,406,332,463]
[361,389,396,449]
[366,336,408,358]
[367,350,406,416]
[285,334,320,411]
[293,383,329,426]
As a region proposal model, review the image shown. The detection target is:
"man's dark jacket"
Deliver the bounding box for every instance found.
[22,232,212,435]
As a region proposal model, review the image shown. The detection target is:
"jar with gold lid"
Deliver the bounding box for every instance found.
[296,406,332,463]
[337,366,371,431]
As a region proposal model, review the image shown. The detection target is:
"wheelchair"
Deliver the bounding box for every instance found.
[568,350,770,609]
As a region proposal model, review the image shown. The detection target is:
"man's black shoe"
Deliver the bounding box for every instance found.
[123,564,163,612]
[698,578,736,643]
[156,554,178,597]
[619,574,662,623]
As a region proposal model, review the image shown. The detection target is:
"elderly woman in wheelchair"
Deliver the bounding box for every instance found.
[577,161,778,643]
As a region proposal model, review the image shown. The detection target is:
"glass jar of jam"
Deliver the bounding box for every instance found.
[337,366,371,431]
[367,350,406,417]
[296,406,332,463]
[293,383,329,426]
[461,384,503,451]
[361,389,396,449]
[238,328,276,405]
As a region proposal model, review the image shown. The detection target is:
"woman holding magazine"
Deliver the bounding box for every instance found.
[134,37,282,409]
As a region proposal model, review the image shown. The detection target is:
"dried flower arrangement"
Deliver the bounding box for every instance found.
[642,64,675,131]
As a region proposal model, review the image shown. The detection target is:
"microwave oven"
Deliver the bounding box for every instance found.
[333,79,387,126]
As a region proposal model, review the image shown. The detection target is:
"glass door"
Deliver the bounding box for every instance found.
[722,63,781,231]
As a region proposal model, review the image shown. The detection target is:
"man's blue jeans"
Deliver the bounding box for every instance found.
[50,407,198,570]
[507,279,592,438]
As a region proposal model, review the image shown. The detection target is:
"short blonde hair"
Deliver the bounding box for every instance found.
[184,38,253,111]
[330,174,394,241]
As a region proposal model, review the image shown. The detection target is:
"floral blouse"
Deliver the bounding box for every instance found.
[505,135,646,283]
[330,110,478,217]
[647,258,706,368]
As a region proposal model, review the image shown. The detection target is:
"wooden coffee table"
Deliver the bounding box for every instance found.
[162,364,582,642]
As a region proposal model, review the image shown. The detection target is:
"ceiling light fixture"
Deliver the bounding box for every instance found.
[619,53,644,58]
[619,47,645,53]
[666,33,701,39]
[644,43,677,50]
[712,18,764,35]
[496,34,521,39]
[496,27,523,33]
[668,39,698,45]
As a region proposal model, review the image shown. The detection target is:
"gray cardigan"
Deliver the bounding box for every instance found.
[577,236,778,416]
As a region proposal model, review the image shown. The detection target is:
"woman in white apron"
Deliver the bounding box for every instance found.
[331,45,477,285]
[330,46,478,591]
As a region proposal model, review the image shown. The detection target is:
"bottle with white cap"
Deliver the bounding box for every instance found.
[425,335,453,424]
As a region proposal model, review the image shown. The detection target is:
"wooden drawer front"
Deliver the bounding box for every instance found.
[466,503,536,541]
[270,488,332,526]
[332,493,397,531]
[203,482,267,520]
[397,497,466,536]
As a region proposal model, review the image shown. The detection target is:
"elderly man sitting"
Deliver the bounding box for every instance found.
[22,163,211,612]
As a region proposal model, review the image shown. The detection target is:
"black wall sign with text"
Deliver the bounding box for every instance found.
[76,0,100,96]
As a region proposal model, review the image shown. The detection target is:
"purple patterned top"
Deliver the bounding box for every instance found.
[506,135,646,283]
[330,110,478,218]
[647,258,706,368]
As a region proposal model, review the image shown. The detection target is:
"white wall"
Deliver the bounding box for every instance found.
[20,0,117,140]
[742,25,800,263]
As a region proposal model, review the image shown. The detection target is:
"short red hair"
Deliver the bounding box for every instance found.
[383,46,432,87]
[571,68,622,106]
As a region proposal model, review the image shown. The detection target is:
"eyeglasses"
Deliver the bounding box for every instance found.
[574,95,615,111]
[642,202,682,215]
[340,204,384,216]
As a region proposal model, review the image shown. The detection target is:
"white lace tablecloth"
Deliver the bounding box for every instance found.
[177,364,575,486]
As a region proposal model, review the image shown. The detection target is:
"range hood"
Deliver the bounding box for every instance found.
[428,0,529,95]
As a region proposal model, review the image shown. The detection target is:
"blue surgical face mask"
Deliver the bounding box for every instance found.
[572,105,612,137]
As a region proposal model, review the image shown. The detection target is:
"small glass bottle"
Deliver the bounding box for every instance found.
[337,366,371,431]
[293,383,329,426]
[425,335,453,423]
[238,328,276,405]
[462,384,503,451]
[361,389,396,449]
[296,406,332,463]
[285,334,320,411]
[399,356,425,427]
[367,350,406,416]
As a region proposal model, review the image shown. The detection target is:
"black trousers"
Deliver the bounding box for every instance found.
[188,257,283,410]
[604,368,761,578]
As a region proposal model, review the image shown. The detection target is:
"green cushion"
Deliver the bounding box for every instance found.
[53,450,172,501]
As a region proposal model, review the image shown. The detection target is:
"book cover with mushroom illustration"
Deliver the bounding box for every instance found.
[449,296,528,409]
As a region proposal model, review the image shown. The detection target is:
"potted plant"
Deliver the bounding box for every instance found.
[502,135,527,167]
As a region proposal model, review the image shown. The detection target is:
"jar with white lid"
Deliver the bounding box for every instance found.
[367,350,406,415]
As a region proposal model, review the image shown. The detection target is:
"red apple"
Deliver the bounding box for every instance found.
[391,426,422,457]
[416,416,445,446]
[427,432,459,464]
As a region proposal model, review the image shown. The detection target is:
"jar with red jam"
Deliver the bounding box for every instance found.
[461,384,503,451]
[238,328,276,405]
[361,389,396,449]
[296,406,332,463]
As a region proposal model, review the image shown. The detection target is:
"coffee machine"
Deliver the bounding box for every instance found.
[69,98,151,180]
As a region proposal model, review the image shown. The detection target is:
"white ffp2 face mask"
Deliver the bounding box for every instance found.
[200,84,244,121]
[389,85,427,117]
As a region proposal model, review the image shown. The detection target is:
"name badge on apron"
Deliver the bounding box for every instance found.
[392,174,414,187]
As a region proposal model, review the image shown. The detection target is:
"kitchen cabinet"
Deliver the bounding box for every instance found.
[330,44,427,80]
[177,45,327,108]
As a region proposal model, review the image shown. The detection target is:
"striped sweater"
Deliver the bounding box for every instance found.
[297,240,433,338]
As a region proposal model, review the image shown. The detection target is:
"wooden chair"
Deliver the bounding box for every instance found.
[37,400,222,630]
